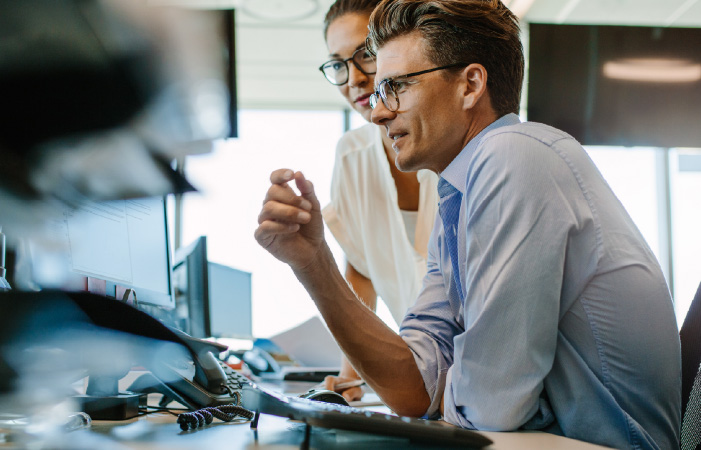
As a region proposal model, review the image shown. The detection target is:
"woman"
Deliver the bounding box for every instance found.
[319,0,439,401]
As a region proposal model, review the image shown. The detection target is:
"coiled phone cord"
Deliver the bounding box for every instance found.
[177,404,255,431]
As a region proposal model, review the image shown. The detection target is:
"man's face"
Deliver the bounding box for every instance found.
[371,32,470,174]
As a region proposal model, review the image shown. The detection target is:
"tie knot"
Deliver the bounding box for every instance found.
[438,178,458,199]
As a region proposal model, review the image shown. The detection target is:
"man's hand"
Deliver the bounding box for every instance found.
[255,169,326,272]
[256,170,430,418]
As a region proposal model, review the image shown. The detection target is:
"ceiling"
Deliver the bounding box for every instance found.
[234,0,701,109]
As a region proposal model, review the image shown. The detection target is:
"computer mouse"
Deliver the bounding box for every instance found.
[299,389,350,406]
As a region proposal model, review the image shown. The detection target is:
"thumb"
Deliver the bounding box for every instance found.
[294,172,320,210]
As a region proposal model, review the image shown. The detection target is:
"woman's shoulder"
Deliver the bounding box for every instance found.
[335,123,381,157]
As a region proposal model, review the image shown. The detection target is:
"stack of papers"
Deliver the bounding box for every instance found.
[268,316,342,380]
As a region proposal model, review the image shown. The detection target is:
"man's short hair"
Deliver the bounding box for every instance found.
[367,0,524,116]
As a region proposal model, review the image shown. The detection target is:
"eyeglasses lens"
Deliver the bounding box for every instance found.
[380,81,399,111]
[353,49,376,75]
[322,61,348,85]
[369,94,378,109]
[321,48,376,86]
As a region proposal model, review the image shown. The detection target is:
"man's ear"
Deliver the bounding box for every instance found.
[461,64,488,110]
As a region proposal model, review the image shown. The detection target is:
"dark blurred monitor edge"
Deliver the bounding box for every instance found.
[225,10,238,139]
[172,236,252,339]
[527,23,701,148]
[173,236,209,337]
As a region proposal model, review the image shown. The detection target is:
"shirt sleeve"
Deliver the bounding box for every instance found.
[400,216,463,418]
[444,132,590,431]
[321,138,370,278]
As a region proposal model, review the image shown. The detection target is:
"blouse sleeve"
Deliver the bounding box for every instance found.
[321,135,371,278]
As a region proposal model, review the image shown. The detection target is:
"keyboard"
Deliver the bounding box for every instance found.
[240,380,493,448]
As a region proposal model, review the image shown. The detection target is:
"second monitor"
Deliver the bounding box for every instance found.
[173,236,252,339]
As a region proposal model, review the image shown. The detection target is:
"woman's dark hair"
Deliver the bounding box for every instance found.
[324,0,384,39]
[367,0,524,116]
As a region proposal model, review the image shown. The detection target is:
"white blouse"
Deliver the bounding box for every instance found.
[322,124,439,325]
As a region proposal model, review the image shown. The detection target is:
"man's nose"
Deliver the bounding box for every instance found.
[371,97,395,126]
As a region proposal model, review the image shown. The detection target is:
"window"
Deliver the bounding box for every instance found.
[670,149,701,325]
[182,109,345,338]
[585,147,660,257]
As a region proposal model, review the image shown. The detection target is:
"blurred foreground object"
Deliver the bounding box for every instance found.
[0,1,231,445]
[0,0,230,234]
[0,291,192,448]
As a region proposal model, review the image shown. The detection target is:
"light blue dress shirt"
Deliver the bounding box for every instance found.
[400,114,681,450]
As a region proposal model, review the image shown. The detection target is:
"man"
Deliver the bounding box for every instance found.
[255,1,681,448]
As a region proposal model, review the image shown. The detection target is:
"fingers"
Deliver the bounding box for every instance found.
[323,375,337,392]
[341,386,363,403]
[259,170,314,227]
[292,171,321,212]
[269,168,295,185]
[322,375,365,402]
[256,169,322,251]
[263,183,312,212]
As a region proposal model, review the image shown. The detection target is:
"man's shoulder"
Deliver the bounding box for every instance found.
[482,120,577,149]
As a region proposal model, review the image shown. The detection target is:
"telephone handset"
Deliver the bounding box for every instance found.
[53,291,248,411]
[130,328,249,410]
[193,350,228,394]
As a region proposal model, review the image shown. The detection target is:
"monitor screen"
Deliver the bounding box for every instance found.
[208,261,252,339]
[62,196,174,308]
[527,23,701,148]
[173,236,252,339]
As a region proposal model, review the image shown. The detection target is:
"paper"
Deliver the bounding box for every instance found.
[270,316,343,368]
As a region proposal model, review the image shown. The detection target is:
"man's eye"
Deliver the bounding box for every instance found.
[360,51,373,61]
[393,81,408,91]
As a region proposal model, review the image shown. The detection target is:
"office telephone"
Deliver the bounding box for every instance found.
[129,328,250,410]
[40,291,249,412]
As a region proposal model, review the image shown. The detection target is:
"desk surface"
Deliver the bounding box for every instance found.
[74,411,610,450]
[66,379,610,450]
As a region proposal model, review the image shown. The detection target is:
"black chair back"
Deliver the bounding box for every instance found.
[680,281,701,450]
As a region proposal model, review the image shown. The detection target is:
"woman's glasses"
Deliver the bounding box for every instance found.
[319,47,376,86]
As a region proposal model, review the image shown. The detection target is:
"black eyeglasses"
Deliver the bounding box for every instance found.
[369,63,470,112]
[319,47,377,86]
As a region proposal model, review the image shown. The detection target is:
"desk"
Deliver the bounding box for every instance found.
[67,379,611,449]
[76,411,610,450]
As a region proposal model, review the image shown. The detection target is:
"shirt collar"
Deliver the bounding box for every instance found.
[439,113,521,195]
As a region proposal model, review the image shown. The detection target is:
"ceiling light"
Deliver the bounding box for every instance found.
[147,0,242,9]
[603,58,701,83]
[240,0,319,22]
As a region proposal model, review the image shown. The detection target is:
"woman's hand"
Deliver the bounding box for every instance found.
[323,374,365,403]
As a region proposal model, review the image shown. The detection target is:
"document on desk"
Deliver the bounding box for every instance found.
[270,316,342,368]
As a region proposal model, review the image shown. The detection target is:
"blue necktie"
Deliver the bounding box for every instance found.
[438,178,464,301]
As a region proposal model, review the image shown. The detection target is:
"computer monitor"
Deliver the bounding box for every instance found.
[173,236,252,339]
[62,196,175,309]
[207,261,252,339]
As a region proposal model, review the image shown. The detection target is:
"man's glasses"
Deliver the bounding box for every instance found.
[319,47,377,86]
[369,63,470,112]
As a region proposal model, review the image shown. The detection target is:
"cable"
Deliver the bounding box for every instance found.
[176,404,255,431]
